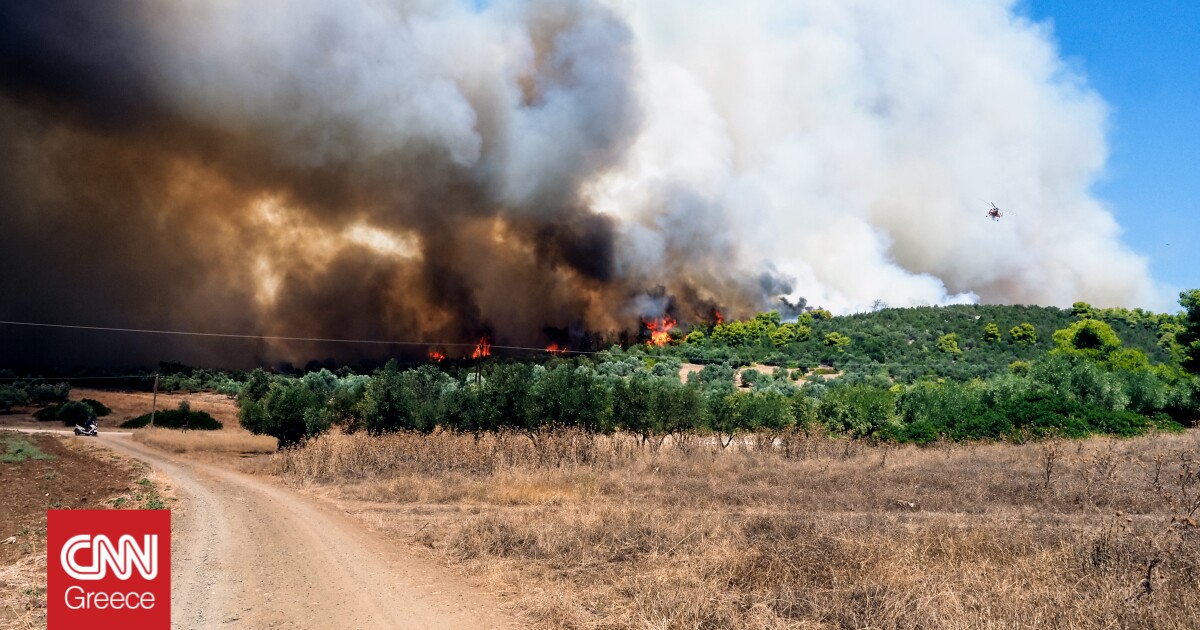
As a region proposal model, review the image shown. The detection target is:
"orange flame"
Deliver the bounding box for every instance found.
[428,350,446,362]
[546,343,564,355]
[645,316,677,347]
[714,309,724,325]
[471,337,491,359]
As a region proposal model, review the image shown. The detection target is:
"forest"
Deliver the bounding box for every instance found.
[228,292,1200,447]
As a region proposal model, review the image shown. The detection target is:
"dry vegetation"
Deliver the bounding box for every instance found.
[267,429,1200,629]
[132,426,277,455]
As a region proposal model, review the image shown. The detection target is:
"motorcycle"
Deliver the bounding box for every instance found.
[74,419,98,437]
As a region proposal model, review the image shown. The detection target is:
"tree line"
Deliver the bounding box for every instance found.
[235,291,1200,447]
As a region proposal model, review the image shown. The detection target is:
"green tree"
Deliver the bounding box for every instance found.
[690,363,736,387]
[359,360,416,434]
[754,311,783,328]
[398,365,452,432]
[479,363,535,432]
[650,379,702,439]
[1052,319,1122,359]
[529,364,611,432]
[710,391,750,447]
[983,322,1001,343]
[0,385,29,413]
[769,323,797,347]
[823,332,851,352]
[257,379,323,446]
[1010,323,1037,345]
[612,375,656,443]
[936,333,962,355]
[1071,301,1095,319]
[712,321,752,346]
[330,374,369,426]
[1105,348,1150,372]
[1178,289,1200,374]
[743,390,794,435]
[238,368,273,404]
[817,386,897,439]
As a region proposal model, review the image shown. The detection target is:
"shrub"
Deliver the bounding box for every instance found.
[81,398,112,417]
[121,402,222,430]
[54,401,95,426]
[818,386,897,439]
[897,420,941,444]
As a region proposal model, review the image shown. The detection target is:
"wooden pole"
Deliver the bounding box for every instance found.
[150,374,159,427]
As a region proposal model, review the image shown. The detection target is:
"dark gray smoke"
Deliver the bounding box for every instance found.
[0,0,1158,367]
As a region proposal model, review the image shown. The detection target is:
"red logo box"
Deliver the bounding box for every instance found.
[47,510,170,630]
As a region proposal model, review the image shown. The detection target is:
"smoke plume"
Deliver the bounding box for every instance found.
[0,0,1159,366]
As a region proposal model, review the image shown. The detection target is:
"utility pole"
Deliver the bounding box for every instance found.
[150,374,159,427]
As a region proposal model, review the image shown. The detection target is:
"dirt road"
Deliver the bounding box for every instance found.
[90,433,513,629]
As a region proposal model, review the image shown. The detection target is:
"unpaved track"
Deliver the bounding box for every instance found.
[90,434,513,629]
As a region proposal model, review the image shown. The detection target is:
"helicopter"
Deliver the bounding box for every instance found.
[986,202,1004,221]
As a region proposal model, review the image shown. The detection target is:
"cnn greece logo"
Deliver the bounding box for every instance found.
[48,510,170,629]
[60,533,158,580]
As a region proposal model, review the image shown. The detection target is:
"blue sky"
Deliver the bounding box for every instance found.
[1021,1,1200,306]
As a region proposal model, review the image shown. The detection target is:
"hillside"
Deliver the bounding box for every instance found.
[645,302,1179,382]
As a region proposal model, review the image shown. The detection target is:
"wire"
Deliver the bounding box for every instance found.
[0,319,600,355]
[0,375,158,381]
[0,320,1040,366]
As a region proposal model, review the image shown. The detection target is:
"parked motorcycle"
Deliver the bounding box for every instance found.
[74,417,98,437]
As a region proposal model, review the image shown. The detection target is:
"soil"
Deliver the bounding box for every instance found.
[0,388,242,431]
[0,431,141,565]
[678,362,819,387]
[0,430,145,628]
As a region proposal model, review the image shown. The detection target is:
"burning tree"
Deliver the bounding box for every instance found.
[645,316,677,347]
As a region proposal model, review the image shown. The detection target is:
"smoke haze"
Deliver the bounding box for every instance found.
[0,0,1159,366]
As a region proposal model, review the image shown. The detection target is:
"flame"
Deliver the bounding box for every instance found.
[714,309,724,325]
[546,343,564,355]
[471,337,491,359]
[645,316,677,347]
[428,350,446,362]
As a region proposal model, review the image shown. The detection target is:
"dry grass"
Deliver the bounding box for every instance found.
[0,554,47,630]
[133,426,277,455]
[267,429,1200,628]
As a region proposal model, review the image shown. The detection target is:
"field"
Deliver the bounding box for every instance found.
[0,387,240,430]
[0,388,273,456]
[132,426,277,455]
[5,383,1197,627]
[0,431,166,630]
[267,428,1200,629]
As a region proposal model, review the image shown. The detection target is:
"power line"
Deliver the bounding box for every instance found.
[0,319,600,355]
[0,320,1042,366]
[0,375,158,381]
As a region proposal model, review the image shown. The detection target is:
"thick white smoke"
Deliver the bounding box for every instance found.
[592,0,1156,312]
[145,0,1155,315]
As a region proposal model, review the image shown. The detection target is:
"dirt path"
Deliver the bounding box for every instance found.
[88,434,514,629]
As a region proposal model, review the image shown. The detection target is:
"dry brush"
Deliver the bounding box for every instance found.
[267,428,1200,628]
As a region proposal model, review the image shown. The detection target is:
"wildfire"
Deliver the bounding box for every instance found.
[471,337,491,359]
[645,316,677,347]
[546,343,564,355]
[428,350,446,362]
[714,309,724,325]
